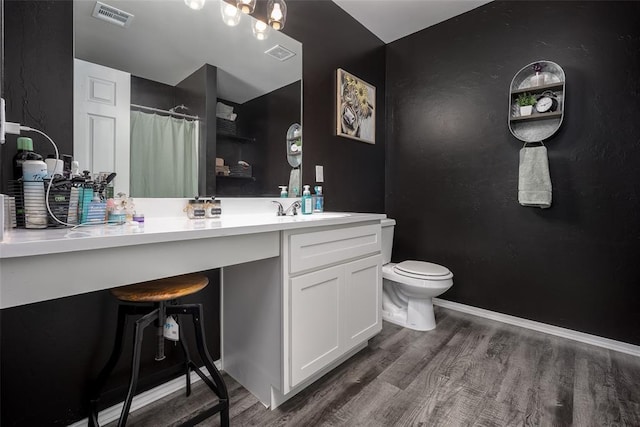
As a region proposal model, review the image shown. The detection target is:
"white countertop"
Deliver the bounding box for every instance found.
[0,212,386,259]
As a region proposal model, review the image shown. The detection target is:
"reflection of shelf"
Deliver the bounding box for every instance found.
[511,82,564,96]
[217,133,255,143]
[216,175,256,181]
[510,111,562,123]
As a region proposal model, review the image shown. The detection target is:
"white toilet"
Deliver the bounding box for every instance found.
[381,218,453,331]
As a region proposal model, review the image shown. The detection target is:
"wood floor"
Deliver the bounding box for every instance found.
[115,307,640,426]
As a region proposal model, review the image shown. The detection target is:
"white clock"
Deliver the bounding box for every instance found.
[535,91,558,113]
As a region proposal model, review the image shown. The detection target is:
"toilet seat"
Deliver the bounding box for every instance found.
[393,261,453,281]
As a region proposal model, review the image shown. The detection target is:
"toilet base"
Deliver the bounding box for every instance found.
[382,287,436,331]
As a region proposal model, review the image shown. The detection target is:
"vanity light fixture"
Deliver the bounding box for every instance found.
[252,20,269,40]
[267,0,287,30]
[236,0,256,14]
[220,1,242,26]
[184,0,206,10]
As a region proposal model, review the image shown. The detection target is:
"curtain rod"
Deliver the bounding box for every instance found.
[131,103,200,120]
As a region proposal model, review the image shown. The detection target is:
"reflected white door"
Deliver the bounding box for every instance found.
[74,59,130,195]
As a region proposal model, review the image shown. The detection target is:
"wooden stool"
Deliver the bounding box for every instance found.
[88,273,229,427]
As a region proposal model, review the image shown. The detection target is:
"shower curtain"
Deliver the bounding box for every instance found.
[130,111,199,197]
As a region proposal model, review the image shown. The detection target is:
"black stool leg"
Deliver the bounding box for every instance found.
[167,304,230,427]
[177,316,193,397]
[89,304,149,427]
[118,308,158,427]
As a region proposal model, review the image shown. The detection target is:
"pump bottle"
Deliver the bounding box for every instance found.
[313,186,324,213]
[301,185,312,215]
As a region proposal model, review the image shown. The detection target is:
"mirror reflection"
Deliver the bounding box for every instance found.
[73,0,302,197]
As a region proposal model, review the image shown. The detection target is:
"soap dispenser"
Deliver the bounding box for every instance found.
[301,185,312,215]
[279,186,288,198]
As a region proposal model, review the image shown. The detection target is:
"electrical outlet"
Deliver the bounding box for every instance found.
[315,165,324,183]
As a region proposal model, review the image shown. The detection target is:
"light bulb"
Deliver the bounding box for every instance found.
[267,0,286,30]
[184,0,205,10]
[271,4,283,21]
[221,2,242,26]
[236,0,256,14]
[253,20,269,41]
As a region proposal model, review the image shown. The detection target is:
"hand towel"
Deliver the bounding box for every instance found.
[518,145,552,208]
[288,168,301,198]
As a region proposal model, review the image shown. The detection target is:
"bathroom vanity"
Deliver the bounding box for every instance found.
[0,201,385,409]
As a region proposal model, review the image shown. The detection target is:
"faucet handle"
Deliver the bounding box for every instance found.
[291,201,301,215]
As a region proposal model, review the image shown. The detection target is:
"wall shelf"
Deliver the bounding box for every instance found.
[510,81,564,96]
[510,111,563,123]
[508,60,566,143]
[217,133,255,143]
[216,175,256,181]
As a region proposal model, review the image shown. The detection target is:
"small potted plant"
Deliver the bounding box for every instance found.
[516,93,536,116]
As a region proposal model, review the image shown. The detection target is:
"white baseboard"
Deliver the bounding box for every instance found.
[433,298,640,357]
[68,361,221,427]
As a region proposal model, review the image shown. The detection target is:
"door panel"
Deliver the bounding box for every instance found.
[290,265,343,387]
[74,59,130,195]
[343,255,382,350]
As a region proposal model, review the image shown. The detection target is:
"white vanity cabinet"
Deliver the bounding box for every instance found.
[283,223,382,392]
[222,221,382,409]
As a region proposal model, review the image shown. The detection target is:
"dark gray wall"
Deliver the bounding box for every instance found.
[0,0,386,425]
[240,81,302,196]
[0,0,73,192]
[386,1,640,344]
[284,0,386,213]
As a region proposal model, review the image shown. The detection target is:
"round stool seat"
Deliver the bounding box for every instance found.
[111,273,209,302]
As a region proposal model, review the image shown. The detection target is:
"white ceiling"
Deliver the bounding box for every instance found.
[332,0,492,44]
[74,0,302,104]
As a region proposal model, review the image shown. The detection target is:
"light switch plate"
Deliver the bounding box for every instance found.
[315,165,324,183]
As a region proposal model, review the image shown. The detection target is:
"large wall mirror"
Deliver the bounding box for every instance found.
[73,0,302,198]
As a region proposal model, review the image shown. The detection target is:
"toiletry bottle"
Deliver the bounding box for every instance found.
[279,186,288,198]
[301,185,312,215]
[313,186,324,213]
[13,137,43,180]
[85,193,107,223]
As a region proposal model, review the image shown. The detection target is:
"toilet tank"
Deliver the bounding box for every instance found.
[381,218,396,264]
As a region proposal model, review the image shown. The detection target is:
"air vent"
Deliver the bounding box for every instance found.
[92,1,134,28]
[265,45,296,62]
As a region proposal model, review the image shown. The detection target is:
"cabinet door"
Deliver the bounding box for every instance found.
[290,265,343,387]
[343,255,382,351]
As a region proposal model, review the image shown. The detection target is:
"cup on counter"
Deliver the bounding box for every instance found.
[22,181,48,228]
[45,158,64,178]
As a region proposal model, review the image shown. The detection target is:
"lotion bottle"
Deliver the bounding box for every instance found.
[301,185,312,215]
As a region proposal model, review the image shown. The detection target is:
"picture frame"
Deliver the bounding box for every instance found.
[336,68,376,144]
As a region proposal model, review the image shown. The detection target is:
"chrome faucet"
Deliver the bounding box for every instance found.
[272,200,301,216]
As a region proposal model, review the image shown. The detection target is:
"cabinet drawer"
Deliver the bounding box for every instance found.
[288,224,381,274]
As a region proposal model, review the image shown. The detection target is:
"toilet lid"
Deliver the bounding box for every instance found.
[393,261,451,278]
